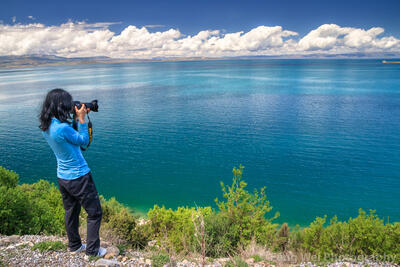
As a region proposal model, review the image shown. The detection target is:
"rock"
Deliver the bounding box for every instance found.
[95,258,120,267]
[122,256,128,262]
[104,246,120,259]
[9,235,20,243]
[145,258,152,265]
[0,235,20,246]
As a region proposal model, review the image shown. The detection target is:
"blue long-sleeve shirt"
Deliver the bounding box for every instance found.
[42,117,91,179]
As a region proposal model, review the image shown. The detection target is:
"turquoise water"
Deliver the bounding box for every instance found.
[0,59,399,226]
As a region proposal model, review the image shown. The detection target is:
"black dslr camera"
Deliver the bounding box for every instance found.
[73,100,99,112]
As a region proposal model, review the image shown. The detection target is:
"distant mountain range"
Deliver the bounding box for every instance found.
[1,53,399,69]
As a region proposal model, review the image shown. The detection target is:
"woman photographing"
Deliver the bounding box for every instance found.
[39,88,106,257]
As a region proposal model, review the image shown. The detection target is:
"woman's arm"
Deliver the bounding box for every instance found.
[62,123,89,146]
[62,104,89,146]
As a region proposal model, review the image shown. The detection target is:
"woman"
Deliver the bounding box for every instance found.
[39,88,106,257]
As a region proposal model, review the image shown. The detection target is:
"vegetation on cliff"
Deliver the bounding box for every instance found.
[0,165,399,264]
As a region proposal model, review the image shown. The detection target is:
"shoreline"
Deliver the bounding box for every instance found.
[1,56,400,70]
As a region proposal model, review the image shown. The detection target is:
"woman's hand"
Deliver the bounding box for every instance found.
[75,104,87,123]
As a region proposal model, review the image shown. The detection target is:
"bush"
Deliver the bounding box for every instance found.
[20,180,65,235]
[147,205,212,253]
[299,209,400,263]
[150,251,170,267]
[225,257,248,267]
[0,166,19,188]
[101,196,150,248]
[0,186,33,235]
[215,165,279,248]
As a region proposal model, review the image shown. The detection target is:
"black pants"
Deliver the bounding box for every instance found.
[58,172,102,256]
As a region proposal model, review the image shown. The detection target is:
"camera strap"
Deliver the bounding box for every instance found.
[72,115,93,151]
[81,115,93,151]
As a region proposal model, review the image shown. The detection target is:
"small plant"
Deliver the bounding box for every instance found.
[116,244,128,254]
[225,257,248,267]
[251,254,264,263]
[276,223,289,252]
[150,252,170,267]
[192,207,207,266]
[88,255,101,261]
[32,241,66,252]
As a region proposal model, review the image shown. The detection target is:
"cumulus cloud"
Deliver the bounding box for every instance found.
[0,21,399,58]
[297,24,400,54]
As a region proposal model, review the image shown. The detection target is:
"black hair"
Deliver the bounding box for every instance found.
[39,88,73,131]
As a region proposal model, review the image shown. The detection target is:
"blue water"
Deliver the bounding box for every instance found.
[0,59,399,226]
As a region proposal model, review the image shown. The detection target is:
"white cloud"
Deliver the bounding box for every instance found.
[0,21,399,58]
[28,16,35,20]
[144,24,165,29]
[298,24,400,54]
[11,16,16,23]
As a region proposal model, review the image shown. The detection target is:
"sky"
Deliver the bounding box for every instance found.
[1,0,400,58]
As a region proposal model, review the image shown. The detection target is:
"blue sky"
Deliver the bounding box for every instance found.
[2,0,399,36]
[1,0,400,58]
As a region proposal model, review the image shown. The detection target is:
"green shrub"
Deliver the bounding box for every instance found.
[20,180,65,235]
[204,211,237,257]
[150,252,170,267]
[0,167,64,235]
[251,255,264,263]
[299,209,400,263]
[0,186,33,235]
[215,165,279,248]
[275,223,289,252]
[225,257,248,267]
[148,205,212,253]
[101,196,126,223]
[32,241,66,252]
[0,166,19,188]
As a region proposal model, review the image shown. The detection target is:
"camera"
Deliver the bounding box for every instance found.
[73,100,99,112]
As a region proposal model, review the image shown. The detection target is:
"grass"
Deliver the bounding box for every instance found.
[32,241,66,252]
[88,255,101,261]
[150,252,170,267]
[116,244,128,254]
[226,257,248,267]
[251,254,264,263]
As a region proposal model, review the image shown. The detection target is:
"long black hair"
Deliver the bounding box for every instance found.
[39,88,73,131]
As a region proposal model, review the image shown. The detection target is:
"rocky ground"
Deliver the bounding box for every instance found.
[0,235,398,267]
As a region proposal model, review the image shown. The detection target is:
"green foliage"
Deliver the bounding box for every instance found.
[101,196,150,249]
[275,222,289,252]
[116,244,128,254]
[251,255,264,263]
[0,166,65,235]
[19,180,65,235]
[0,166,19,188]
[299,209,400,263]
[32,241,66,252]
[215,165,279,248]
[225,257,248,267]
[147,205,212,253]
[150,252,170,267]
[1,165,400,264]
[0,186,33,235]
[203,211,237,257]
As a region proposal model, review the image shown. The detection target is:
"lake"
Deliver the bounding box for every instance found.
[0,59,399,226]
